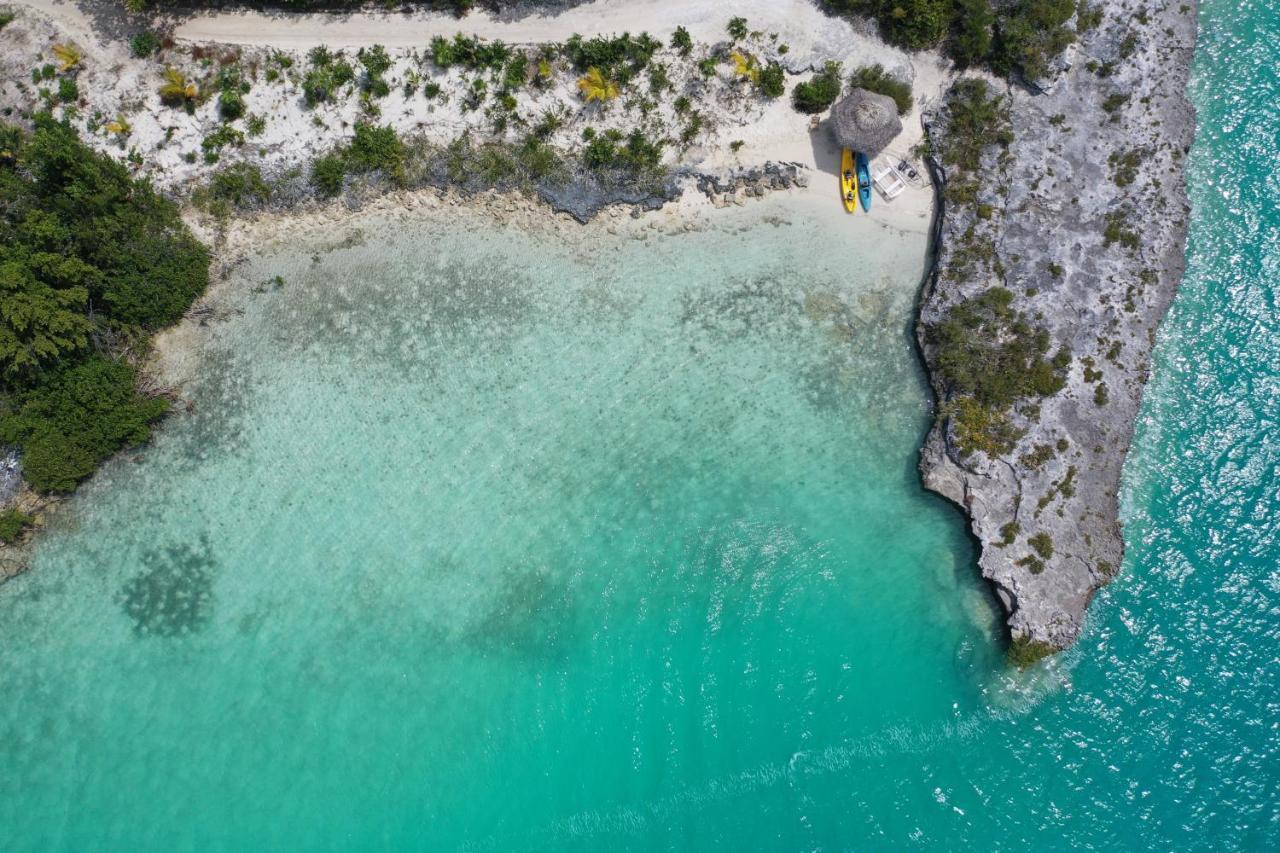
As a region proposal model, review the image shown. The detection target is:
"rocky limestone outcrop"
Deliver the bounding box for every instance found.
[917,2,1198,658]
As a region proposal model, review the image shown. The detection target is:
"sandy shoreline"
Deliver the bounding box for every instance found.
[1,0,942,578]
[6,0,949,193]
[153,171,935,396]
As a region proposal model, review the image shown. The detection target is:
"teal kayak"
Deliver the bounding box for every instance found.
[856,152,872,212]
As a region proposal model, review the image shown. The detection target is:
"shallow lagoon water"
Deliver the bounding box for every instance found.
[4,1,1280,844]
[0,200,1010,849]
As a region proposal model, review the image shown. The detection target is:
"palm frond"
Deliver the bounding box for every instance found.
[577,67,620,103]
[105,114,132,136]
[52,43,83,72]
[731,51,761,85]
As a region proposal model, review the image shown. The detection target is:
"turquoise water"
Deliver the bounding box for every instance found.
[3,1,1280,845]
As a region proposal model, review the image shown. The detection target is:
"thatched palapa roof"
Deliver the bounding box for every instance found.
[829,89,902,156]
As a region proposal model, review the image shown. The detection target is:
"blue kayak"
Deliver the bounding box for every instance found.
[855,152,872,212]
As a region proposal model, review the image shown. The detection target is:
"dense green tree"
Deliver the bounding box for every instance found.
[848,64,914,115]
[990,0,1078,80]
[879,0,951,50]
[0,356,169,492]
[0,224,95,380]
[950,0,995,66]
[0,115,209,493]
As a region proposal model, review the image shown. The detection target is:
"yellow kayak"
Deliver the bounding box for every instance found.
[840,148,858,213]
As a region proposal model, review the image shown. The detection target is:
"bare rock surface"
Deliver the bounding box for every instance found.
[917,1,1199,656]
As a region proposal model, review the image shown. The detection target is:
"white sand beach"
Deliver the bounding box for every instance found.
[6,0,948,227]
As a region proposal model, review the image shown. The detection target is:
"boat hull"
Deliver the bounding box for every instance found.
[856,152,872,212]
[840,149,858,213]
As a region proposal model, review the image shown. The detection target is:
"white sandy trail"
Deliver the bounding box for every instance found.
[169,0,853,51]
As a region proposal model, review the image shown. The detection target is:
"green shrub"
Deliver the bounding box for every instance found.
[727,16,749,41]
[950,0,995,66]
[991,0,1078,81]
[1076,1,1103,31]
[758,61,786,98]
[848,64,913,115]
[1008,636,1056,667]
[311,152,346,196]
[201,124,244,157]
[791,61,842,114]
[881,0,951,50]
[582,129,664,174]
[6,115,208,332]
[937,79,1012,172]
[583,135,617,170]
[0,509,33,543]
[947,395,1025,457]
[130,30,160,58]
[1103,210,1139,249]
[1017,554,1046,574]
[57,77,79,104]
[430,33,511,70]
[648,62,672,94]
[302,58,355,107]
[196,162,272,213]
[516,137,565,180]
[1102,92,1130,115]
[0,356,170,492]
[825,0,1078,77]
[218,89,245,120]
[307,45,333,67]
[1020,443,1055,468]
[1028,531,1054,559]
[999,520,1021,546]
[357,44,393,97]
[348,122,404,177]
[670,26,693,56]
[357,44,392,78]
[563,32,660,83]
[929,288,1070,408]
[503,53,528,90]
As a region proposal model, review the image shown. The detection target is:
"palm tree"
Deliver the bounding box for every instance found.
[577,67,620,103]
[52,43,83,72]
[731,51,761,86]
[536,58,554,86]
[105,113,132,137]
[159,68,198,105]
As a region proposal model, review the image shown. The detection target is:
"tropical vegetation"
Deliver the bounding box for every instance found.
[0,116,209,493]
[826,0,1083,80]
[792,61,843,114]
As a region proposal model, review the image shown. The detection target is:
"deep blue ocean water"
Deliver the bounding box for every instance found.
[0,0,1277,848]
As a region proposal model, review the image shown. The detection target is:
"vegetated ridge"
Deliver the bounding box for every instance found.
[916,0,1198,664]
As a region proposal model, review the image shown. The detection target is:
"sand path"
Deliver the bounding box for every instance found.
[169,0,861,52]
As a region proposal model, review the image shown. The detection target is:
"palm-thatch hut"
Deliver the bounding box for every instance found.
[829,89,902,156]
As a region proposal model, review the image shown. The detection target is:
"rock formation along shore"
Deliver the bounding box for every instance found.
[916,0,1198,661]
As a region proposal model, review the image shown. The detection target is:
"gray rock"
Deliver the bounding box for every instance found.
[916,1,1199,655]
[0,449,22,507]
